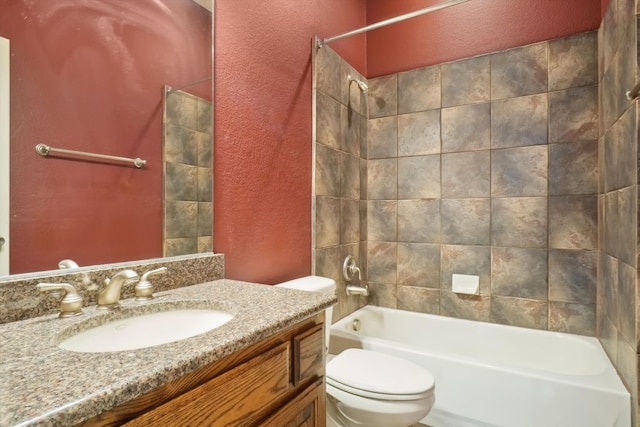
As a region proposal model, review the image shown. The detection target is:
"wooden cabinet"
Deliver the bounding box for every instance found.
[83,313,325,427]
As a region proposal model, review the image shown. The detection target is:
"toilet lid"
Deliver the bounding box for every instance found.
[326,349,435,399]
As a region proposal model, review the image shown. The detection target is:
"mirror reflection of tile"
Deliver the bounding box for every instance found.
[163,88,213,257]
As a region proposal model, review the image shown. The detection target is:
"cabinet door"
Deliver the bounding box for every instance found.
[125,342,291,427]
[260,380,325,427]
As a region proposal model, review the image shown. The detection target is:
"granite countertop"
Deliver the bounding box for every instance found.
[0,279,336,426]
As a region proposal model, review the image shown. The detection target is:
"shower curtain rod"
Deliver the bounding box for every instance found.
[318,0,471,47]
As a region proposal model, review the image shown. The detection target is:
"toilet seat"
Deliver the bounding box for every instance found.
[326,349,435,401]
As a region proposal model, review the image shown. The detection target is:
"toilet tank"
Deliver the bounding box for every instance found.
[275,275,336,348]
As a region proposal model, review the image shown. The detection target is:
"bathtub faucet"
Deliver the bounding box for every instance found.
[343,255,369,296]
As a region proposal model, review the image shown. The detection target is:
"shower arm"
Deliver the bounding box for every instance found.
[319,0,471,47]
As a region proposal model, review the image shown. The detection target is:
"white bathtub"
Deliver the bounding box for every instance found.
[329,306,630,427]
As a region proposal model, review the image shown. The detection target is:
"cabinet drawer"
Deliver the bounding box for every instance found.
[125,342,291,427]
[260,379,325,427]
[292,324,324,386]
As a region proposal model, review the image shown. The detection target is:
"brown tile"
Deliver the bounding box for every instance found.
[316,144,341,197]
[441,102,491,153]
[491,43,548,99]
[597,307,618,362]
[549,141,598,195]
[368,74,397,118]
[360,159,368,200]
[197,236,213,253]
[607,104,638,191]
[165,238,198,257]
[165,124,198,165]
[617,186,637,266]
[441,245,491,295]
[440,291,490,322]
[398,65,441,114]
[398,155,440,199]
[359,200,368,242]
[617,260,637,347]
[341,199,360,245]
[442,151,490,198]
[367,200,397,242]
[166,90,198,129]
[367,159,397,200]
[491,197,547,248]
[549,302,595,335]
[491,146,548,197]
[196,99,213,135]
[316,92,342,149]
[165,162,198,202]
[397,200,441,243]
[549,195,598,250]
[600,252,619,323]
[315,196,340,247]
[198,167,212,202]
[548,31,598,91]
[397,243,441,288]
[442,55,490,107]
[196,131,212,167]
[341,106,361,156]
[368,116,398,159]
[603,191,618,257]
[548,249,597,304]
[397,286,440,314]
[197,202,213,236]
[367,282,397,309]
[315,246,343,286]
[398,110,441,156]
[491,247,548,300]
[491,94,548,149]
[490,296,548,330]
[367,242,397,284]
[341,153,360,200]
[316,44,342,101]
[165,201,198,238]
[441,199,490,245]
[549,86,598,142]
[616,337,638,399]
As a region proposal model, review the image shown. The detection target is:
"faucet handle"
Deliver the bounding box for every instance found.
[343,255,362,282]
[135,267,167,301]
[37,283,83,317]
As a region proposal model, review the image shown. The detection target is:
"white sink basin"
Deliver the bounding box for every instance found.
[58,309,234,353]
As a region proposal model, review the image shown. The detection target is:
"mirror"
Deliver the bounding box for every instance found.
[0,0,213,276]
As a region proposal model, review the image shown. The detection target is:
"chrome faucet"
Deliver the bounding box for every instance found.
[343,255,369,296]
[97,269,139,309]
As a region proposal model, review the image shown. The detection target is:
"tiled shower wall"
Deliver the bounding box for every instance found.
[598,0,638,421]
[364,31,599,334]
[163,88,213,257]
[313,45,368,322]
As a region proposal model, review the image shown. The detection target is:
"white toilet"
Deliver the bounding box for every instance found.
[276,276,435,427]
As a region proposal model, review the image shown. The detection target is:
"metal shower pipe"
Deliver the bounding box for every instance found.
[318,0,472,47]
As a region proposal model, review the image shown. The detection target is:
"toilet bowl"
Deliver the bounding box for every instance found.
[276,276,435,427]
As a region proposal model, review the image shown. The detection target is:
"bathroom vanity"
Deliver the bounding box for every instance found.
[0,279,335,426]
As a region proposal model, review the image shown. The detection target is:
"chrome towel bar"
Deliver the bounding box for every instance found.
[35,143,146,168]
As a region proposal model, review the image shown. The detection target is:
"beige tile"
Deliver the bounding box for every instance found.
[491,146,548,197]
[548,302,595,335]
[441,102,491,153]
[491,197,547,248]
[491,94,548,149]
[398,155,441,199]
[490,296,548,330]
[549,195,598,250]
[397,243,441,288]
[440,291,490,322]
[397,286,440,314]
[368,74,398,118]
[491,42,548,99]
[441,199,490,245]
[442,151,490,198]
[491,247,548,300]
[398,110,441,156]
[398,200,441,244]
[398,65,441,114]
[442,55,490,107]
[441,245,491,295]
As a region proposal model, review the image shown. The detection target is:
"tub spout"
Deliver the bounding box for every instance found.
[346,284,369,296]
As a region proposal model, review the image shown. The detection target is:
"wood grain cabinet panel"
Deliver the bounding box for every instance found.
[260,380,325,427]
[125,342,291,427]
[292,324,324,386]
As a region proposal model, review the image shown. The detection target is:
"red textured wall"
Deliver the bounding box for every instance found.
[214,0,366,284]
[366,0,602,77]
[1,0,211,274]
